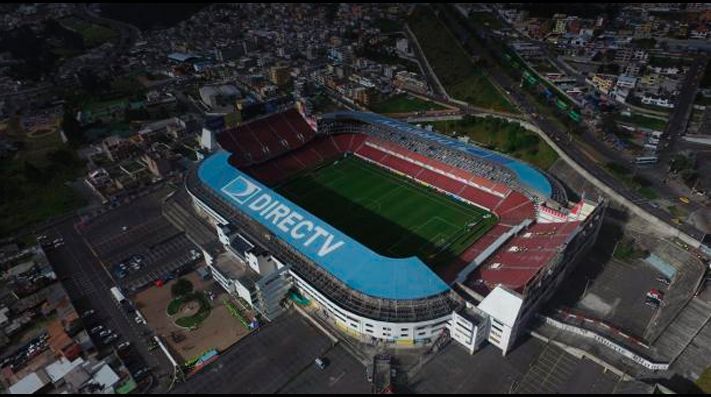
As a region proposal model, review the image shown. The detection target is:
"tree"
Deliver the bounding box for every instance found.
[171,278,193,297]
[61,111,85,146]
[23,161,45,183]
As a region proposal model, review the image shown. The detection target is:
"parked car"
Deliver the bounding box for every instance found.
[102,334,118,344]
[98,329,112,338]
[133,368,150,380]
[656,276,671,286]
[645,296,661,308]
[647,288,664,299]
[117,341,131,350]
[81,310,96,319]
[90,325,104,334]
[314,357,328,369]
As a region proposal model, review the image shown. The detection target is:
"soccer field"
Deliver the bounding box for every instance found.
[275,155,497,269]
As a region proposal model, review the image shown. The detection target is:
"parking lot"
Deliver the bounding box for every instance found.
[408,334,632,394]
[407,336,544,394]
[573,257,661,336]
[546,220,663,338]
[278,343,371,394]
[513,343,623,394]
[171,310,334,394]
[79,188,202,292]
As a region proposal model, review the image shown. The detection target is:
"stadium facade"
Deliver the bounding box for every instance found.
[187,108,605,355]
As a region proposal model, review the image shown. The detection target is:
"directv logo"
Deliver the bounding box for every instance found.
[221,176,262,204]
[221,175,345,258]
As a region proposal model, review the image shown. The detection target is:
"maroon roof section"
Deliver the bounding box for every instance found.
[466,220,581,296]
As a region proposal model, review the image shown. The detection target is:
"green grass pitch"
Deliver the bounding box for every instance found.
[275,155,497,269]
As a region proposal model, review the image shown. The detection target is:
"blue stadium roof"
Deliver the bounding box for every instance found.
[324,111,553,198]
[198,151,451,300]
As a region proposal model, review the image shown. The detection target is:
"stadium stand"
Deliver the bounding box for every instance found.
[217,109,316,167]
[190,110,603,355]
[223,110,583,297]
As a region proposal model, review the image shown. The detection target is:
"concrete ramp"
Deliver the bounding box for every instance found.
[651,299,711,362]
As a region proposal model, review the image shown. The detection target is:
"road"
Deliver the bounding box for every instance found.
[43,216,173,393]
[658,56,708,162]
[438,4,707,243]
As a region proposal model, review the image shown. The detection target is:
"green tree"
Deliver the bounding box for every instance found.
[171,278,193,297]
[23,161,45,183]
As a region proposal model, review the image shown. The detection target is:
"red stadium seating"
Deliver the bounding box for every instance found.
[494,192,536,225]
[218,109,316,167]
[354,140,514,214]
[244,134,364,184]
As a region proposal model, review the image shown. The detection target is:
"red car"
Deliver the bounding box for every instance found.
[647,288,664,299]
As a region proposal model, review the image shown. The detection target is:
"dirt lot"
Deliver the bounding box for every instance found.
[134,272,251,363]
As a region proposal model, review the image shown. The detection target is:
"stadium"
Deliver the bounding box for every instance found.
[186,107,605,355]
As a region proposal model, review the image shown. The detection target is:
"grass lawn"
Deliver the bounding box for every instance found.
[0,122,86,236]
[696,367,711,393]
[408,6,516,113]
[613,239,647,260]
[667,205,687,219]
[171,292,212,329]
[275,156,497,269]
[429,116,559,170]
[604,162,661,200]
[375,17,403,33]
[59,16,118,48]
[694,93,711,107]
[370,94,446,114]
[616,114,667,131]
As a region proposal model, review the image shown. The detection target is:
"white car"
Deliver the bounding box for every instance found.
[117,341,131,350]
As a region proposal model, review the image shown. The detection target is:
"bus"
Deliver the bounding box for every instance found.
[635,156,658,165]
[110,287,127,304]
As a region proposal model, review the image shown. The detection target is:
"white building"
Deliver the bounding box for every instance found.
[641,95,675,108]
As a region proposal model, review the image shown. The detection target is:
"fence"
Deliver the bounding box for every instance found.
[540,315,669,371]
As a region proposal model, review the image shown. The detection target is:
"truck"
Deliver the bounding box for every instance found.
[110,287,127,304]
